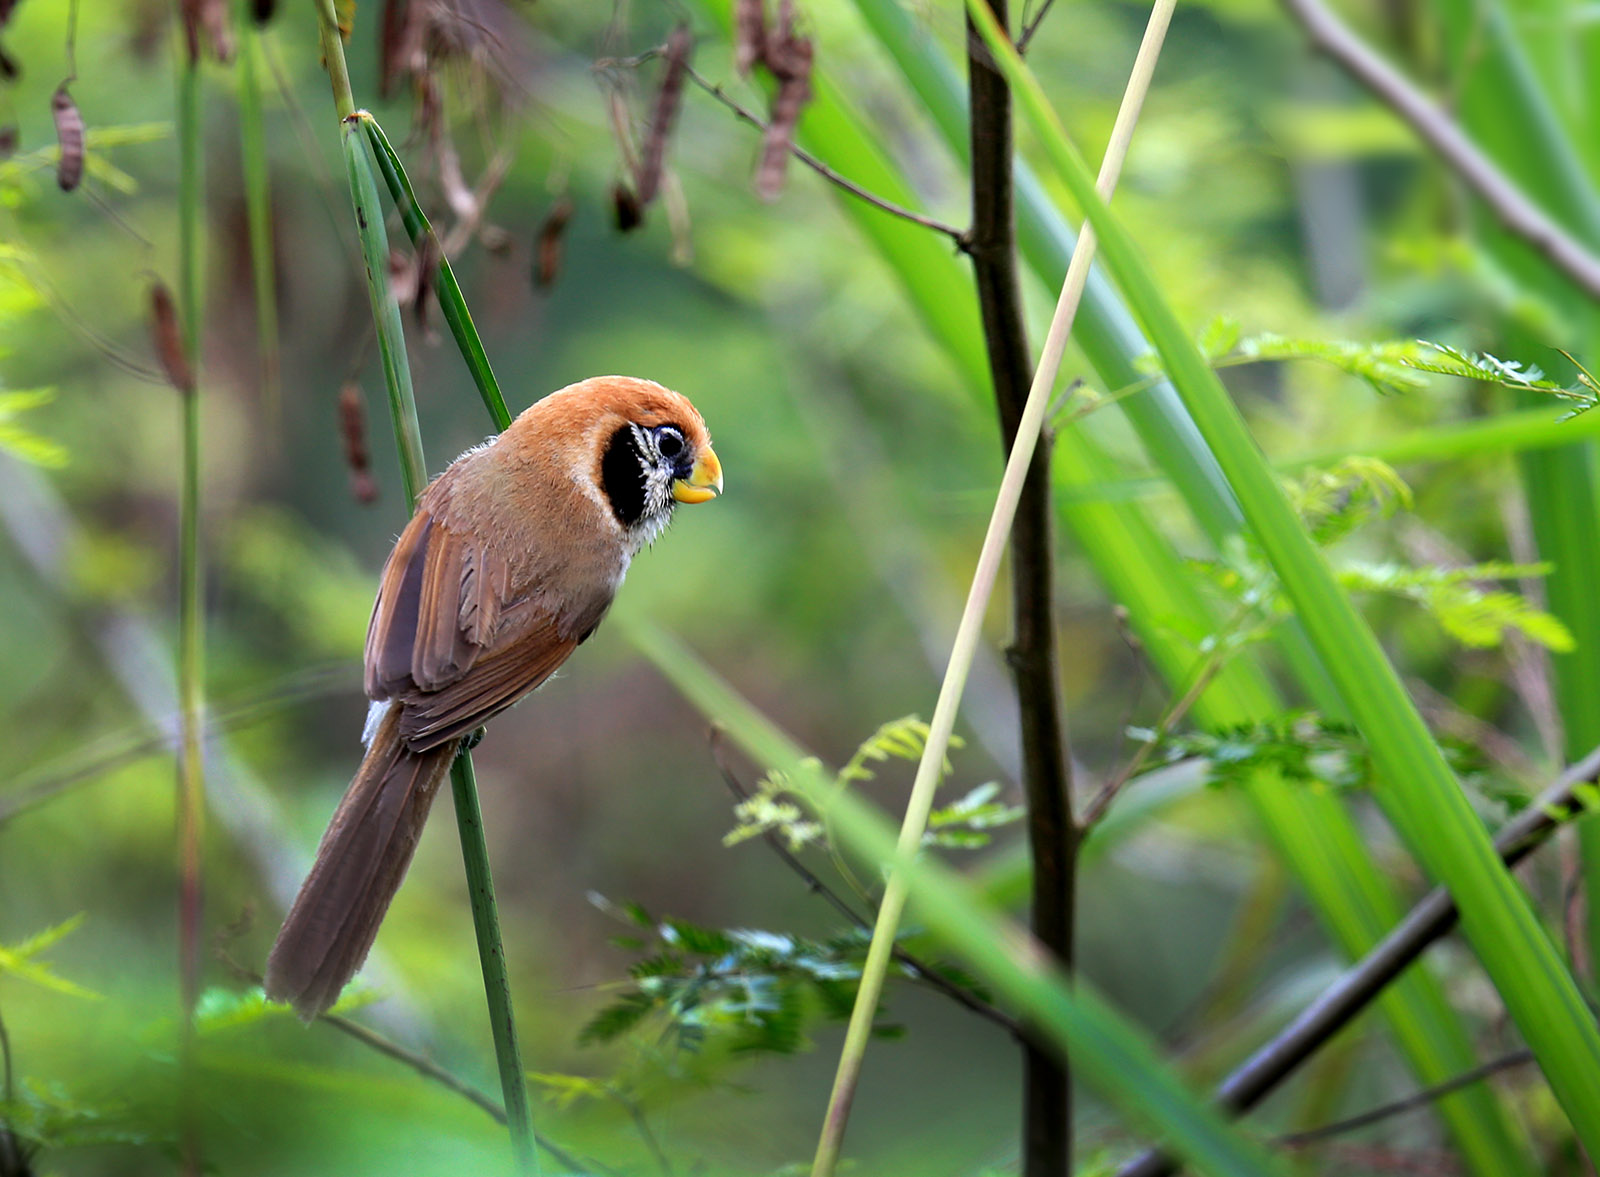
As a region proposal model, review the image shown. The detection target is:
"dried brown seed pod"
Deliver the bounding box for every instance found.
[734,0,766,76]
[200,0,236,63]
[533,195,574,290]
[52,85,84,192]
[612,181,643,233]
[338,381,378,504]
[149,281,195,395]
[179,0,202,63]
[755,33,812,201]
[635,24,691,207]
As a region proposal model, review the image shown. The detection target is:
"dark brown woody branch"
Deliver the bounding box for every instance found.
[966,7,1077,1177]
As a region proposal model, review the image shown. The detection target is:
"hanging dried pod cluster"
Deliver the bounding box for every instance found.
[634,25,692,208]
[179,0,235,64]
[149,280,195,395]
[533,194,574,289]
[337,382,379,504]
[0,0,18,79]
[734,0,814,200]
[51,85,83,191]
[378,1,523,278]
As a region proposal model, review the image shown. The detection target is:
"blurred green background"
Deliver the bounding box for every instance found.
[1,0,1590,1173]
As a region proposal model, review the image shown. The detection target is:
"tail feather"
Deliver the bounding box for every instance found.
[265,706,458,1020]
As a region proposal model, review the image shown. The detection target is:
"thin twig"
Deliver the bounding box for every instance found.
[810,5,1176,1174]
[1279,0,1600,301]
[1079,652,1223,827]
[684,66,967,244]
[1277,1049,1536,1149]
[1116,741,1600,1177]
[1016,0,1057,54]
[709,730,1023,1037]
[321,1012,509,1125]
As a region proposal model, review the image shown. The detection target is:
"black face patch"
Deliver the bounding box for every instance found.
[600,425,650,527]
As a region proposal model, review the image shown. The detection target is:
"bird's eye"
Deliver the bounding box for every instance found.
[656,426,685,459]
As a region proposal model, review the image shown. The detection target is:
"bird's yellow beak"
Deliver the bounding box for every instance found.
[672,446,723,504]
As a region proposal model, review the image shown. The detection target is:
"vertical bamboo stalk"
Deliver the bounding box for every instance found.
[174,38,207,1177]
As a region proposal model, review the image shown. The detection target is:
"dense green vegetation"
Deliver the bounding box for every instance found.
[5,1,1600,1174]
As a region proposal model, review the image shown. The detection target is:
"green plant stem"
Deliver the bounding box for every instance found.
[311,4,538,1172]
[341,121,426,503]
[809,7,1173,1173]
[358,114,512,432]
[236,19,281,430]
[174,41,206,1177]
[449,754,538,1175]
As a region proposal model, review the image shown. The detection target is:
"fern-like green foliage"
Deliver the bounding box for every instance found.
[1141,712,1492,800]
[1337,562,1575,652]
[726,716,981,851]
[0,389,66,468]
[925,782,1024,849]
[1187,317,1597,415]
[1287,455,1412,545]
[1194,459,1570,656]
[581,896,902,1060]
[0,914,101,1001]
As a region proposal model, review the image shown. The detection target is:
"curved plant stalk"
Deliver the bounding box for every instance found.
[357,113,511,432]
[811,6,1173,1173]
[311,2,538,1172]
[174,41,206,1177]
[972,6,1600,1152]
[622,612,1286,1177]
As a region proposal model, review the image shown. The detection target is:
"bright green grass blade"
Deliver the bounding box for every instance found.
[621,614,1288,1177]
[358,113,513,433]
[975,8,1600,1147]
[766,7,1536,1171]
[340,120,427,501]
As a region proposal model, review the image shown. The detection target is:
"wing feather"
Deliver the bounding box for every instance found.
[399,619,579,749]
[364,504,586,751]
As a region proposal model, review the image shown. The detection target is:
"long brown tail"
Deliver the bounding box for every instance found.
[265,705,457,1021]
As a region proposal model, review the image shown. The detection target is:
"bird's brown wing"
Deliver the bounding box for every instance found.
[397,621,580,748]
[363,506,584,751]
[364,509,513,700]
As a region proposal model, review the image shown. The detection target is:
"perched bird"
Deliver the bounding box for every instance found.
[265,376,722,1020]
